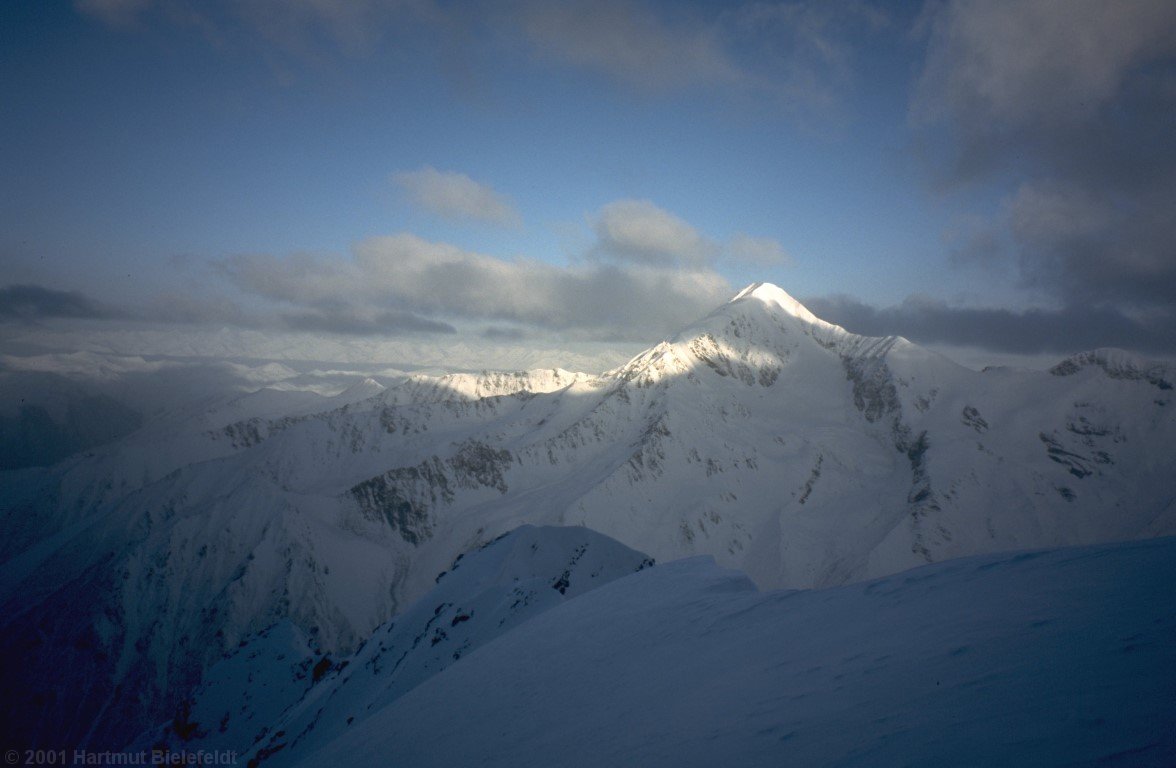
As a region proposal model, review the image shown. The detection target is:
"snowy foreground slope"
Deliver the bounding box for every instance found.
[157,527,1176,768]
[1,283,1174,749]
[299,534,1176,768]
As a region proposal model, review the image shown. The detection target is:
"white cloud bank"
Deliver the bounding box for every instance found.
[210,196,791,342]
[219,231,733,342]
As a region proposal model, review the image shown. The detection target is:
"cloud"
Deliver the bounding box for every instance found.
[481,326,528,342]
[219,233,732,341]
[913,0,1176,133]
[229,0,417,56]
[1005,181,1176,308]
[282,309,456,336]
[350,234,731,337]
[74,0,154,27]
[726,234,791,267]
[724,0,891,112]
[0,280,454,338]
[394,167,521,227]
[941,214,1004,267]
[215,251,358,308]
[0,285,123,321]
[586,199,791,271]
[516,0,887,115]
[589,199,716,268]
[913,0,1176,319]
[518,0,745,91]
[138,202,759,341]
[76,0,435,63]
[141,292,257,327]
[76,0,883,119]
[805,293,1176,356]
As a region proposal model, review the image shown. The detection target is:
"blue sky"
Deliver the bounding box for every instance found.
[2,0,1174,363]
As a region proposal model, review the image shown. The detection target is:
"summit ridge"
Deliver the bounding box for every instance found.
[728,281,837,330]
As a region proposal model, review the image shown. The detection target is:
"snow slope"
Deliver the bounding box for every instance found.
[1,283,1173,750]
[297,534,1176,768]
[135,525,653,764]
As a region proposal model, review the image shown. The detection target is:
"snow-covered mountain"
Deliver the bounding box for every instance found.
[1,282,1173,750]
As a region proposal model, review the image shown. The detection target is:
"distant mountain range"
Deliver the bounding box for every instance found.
[2,283,1173,752]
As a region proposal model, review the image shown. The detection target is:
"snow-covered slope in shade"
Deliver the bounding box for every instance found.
[0,370,144,470]
[133,621,320,756]
[134,526,652,763]
[2,283,1174,750]
[297,535,1176,768]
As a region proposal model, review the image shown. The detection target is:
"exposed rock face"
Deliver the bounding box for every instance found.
[1051,349,1173,390]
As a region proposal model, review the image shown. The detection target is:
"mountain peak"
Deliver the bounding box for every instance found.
[729,282,826,327]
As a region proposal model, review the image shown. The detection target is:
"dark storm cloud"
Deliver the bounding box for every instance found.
[806,294,1176,355]
[1007,181,1176,308]
[0,284,123,321]
[914,0,1176,313]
